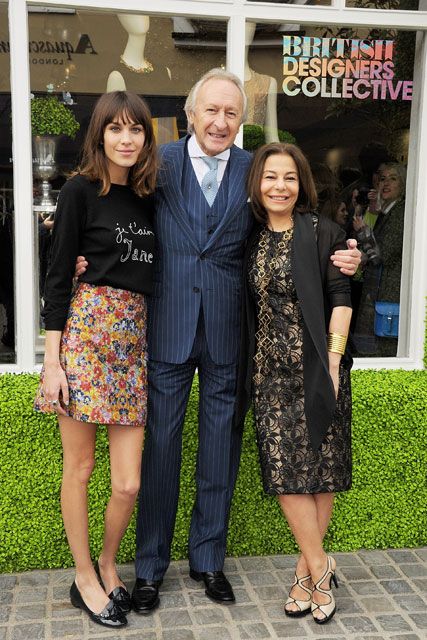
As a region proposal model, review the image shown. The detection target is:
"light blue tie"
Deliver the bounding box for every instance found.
[201,156,219,206]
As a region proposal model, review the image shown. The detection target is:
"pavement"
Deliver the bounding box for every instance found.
[0,547,426,640]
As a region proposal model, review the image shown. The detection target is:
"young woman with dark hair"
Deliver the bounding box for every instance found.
[34,91,157,629]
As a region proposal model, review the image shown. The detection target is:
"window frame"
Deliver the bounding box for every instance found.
[3,0,426,372]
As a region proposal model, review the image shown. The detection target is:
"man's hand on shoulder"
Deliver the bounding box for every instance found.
[75,255,88,278]
[330,238,361,276]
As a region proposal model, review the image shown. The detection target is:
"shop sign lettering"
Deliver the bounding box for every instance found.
[282,36,413,101]
[0,34,98,62]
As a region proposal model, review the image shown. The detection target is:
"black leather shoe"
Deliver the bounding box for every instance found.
[189,570,235,603]
[70,581,127,628]
[94,561,131,614]
[131,578,162,614]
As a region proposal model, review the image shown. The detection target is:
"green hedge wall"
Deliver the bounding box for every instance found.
[0,370,426,573]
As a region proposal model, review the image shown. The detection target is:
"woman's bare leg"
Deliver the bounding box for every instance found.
[279,494,334,616]
[97,424,144,594]
[59,416,109,613]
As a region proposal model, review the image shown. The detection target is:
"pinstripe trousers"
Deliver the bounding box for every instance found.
[135,310,242,580]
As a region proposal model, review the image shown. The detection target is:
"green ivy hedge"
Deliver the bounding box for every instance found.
[0,370,426,573]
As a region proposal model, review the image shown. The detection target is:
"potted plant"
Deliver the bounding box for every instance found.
[31,95,80,210]
[243,123,297,151]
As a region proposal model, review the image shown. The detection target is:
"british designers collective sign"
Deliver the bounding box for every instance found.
[282,36,413,101]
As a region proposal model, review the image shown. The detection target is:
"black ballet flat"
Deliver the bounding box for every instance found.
[94,561,132,614]
[70,581,127,628]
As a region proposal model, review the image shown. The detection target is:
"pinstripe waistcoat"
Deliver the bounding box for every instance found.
[148,136,253,365]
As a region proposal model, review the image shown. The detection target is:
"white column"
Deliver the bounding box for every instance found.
[9,0,36,371]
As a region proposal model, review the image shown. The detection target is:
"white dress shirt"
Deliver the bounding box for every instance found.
[187,134,230,189]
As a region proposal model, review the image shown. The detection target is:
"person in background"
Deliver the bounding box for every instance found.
[236,142,353,625]
[34,91,157,629]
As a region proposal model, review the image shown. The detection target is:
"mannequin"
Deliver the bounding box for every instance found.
[244,22,279,143]
[106,13,177,144]
[118,13,153,74]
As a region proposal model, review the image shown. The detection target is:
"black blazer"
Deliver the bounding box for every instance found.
[234,212,352,450]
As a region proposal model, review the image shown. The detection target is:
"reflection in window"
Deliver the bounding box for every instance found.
[346,0,420,10]
[0,2,16,363]
[244,21,416,357]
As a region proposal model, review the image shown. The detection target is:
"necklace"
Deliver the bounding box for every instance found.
[253,225,294,385]
[120,56,154,74]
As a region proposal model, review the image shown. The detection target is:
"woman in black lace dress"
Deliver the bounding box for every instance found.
[236,143,352,624]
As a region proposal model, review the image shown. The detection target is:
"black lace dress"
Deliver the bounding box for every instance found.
[248,228,352,495]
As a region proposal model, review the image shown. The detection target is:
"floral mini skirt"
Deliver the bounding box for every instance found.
[34,282,148,427]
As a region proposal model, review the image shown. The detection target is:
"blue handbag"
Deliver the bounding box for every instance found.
[374,301,399,338]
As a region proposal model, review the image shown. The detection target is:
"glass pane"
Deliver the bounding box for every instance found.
[0,1,16,364]
[245,21,416,357]
[346,0,421,10]
[246,0,331,5]
[27,8,227,361]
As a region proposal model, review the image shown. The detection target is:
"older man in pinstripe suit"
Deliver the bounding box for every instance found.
[129,68,360,612]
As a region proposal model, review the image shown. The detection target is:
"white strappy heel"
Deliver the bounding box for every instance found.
[284,573,312,617]
[311,556,338,624]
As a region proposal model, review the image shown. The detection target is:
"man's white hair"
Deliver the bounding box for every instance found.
[184,68,248,134]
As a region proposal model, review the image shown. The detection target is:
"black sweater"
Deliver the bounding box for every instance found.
[42,175,155,330]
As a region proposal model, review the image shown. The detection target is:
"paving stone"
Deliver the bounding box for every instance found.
[387,550,419,564]
[359,596,395,612]
[14,587,48,604]
[159,608,192,628]
[11,623,46,640]
[0,607,11,623]
[414,548,427,562]
[232,588,253,604]
[229,604,263,622]
[50,569,74,585]
[269,555,299,570]
[224,558,239,572]
[349,581,384,595]
[237,622,271,639]
[358,549,391,565]
[393,594,427,612]
[246,571,278,586]
[19,571,49,586]
[271,620,307,637]
[263,602,286,621]
[0,592,12,605]
[340,615,379,633]
[162,630,195,640]
[239,557,275,572]
[381,579,415,594]
[162,577,183,592]
[125,613,157,630]
[52,584,72,600]
[332,553,362,566]
[14,603,46,621]
[307,620,346,636]
[193,606,226,625]
[0,575,17,589]
[412,579,427,592]
[340,566,373,581]
[159,592,187,608]
[195,626,232,640]
[400,563,427,578]
[371,564,401,579]
[336,597,363,613]
[50,600,81,618]
[389,635,421,640]
[0,627,6,640]
[253,586,287,602]
[409,614,427,629]
[376,614,413,632]
[50,618,85,638]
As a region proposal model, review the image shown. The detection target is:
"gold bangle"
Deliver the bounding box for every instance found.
[327,332,347,355]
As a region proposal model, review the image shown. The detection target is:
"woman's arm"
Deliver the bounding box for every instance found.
[328,306,352,398]
[42,330,69,415]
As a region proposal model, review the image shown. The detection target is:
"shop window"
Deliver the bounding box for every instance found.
[346,0,421,9]
[244,21,416,358]
[0,1,15,364]
[27,8,226,361]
